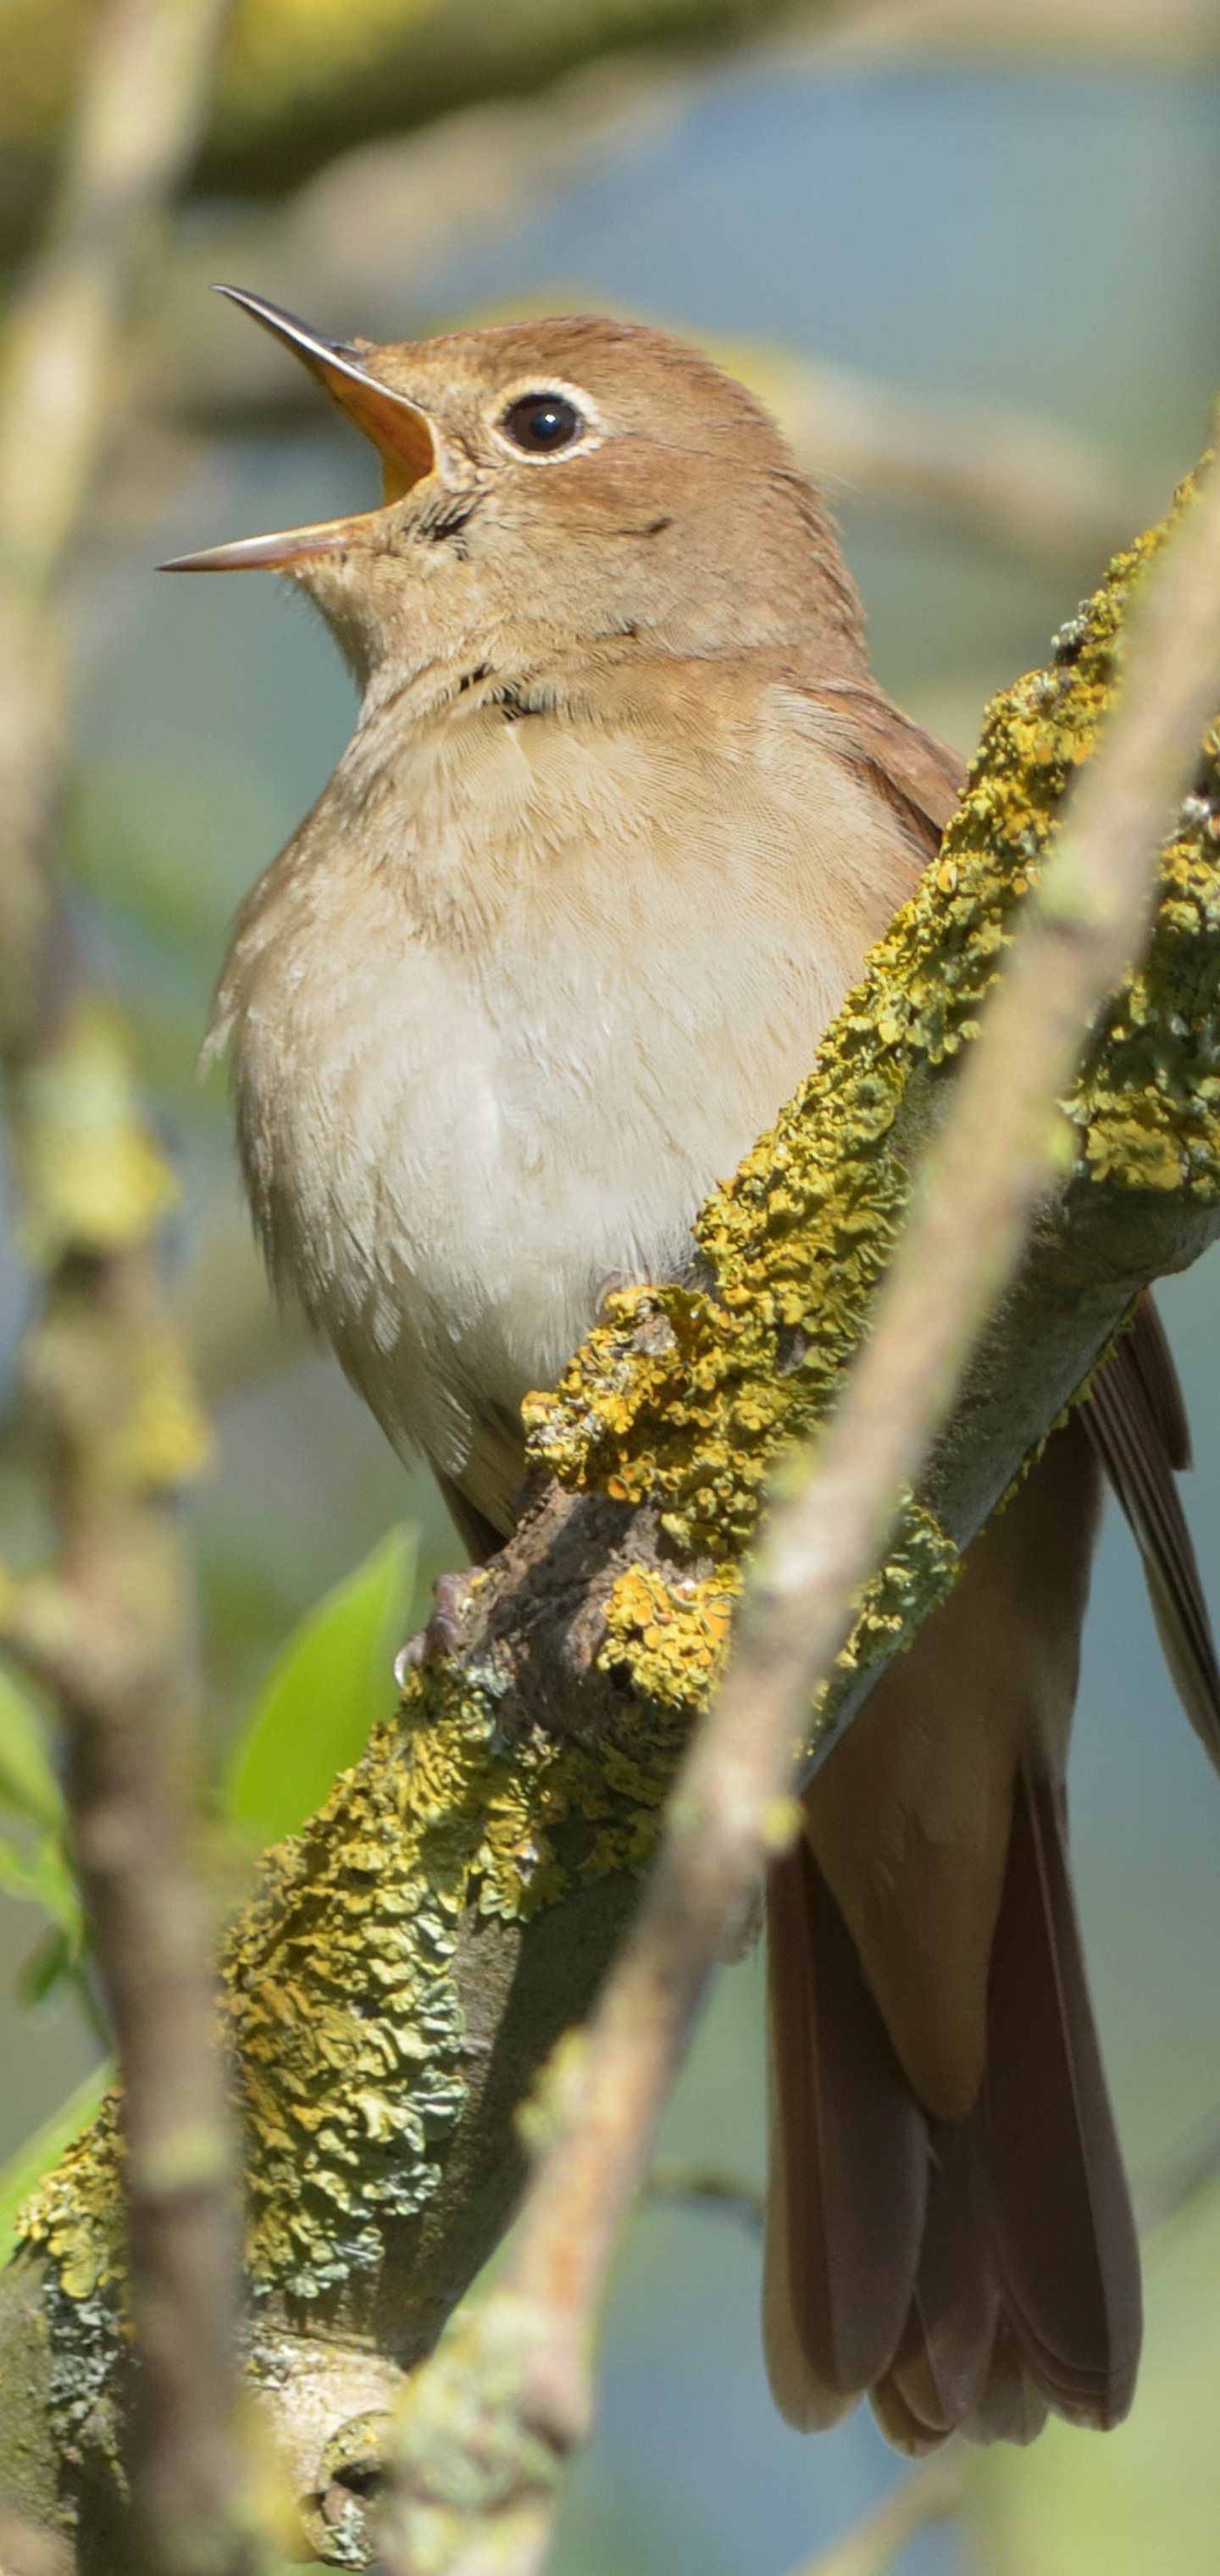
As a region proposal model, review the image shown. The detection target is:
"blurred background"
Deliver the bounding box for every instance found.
[3,2,1220,2570]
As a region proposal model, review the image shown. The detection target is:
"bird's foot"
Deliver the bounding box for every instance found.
[595,1268,648,1318]
[394,1568,478,1685]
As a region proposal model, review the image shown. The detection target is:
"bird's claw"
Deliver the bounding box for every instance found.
[394,1568,477,1685]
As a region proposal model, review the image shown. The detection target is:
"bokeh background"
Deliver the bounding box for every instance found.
[3,3,1220,2571]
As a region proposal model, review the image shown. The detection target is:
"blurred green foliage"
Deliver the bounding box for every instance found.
[972,2192,1220,2575]
[224,1520,417,1846]
[0,1665,85,2012]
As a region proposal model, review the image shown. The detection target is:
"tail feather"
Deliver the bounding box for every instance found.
[1085,1301,1220,1774]
[962,2319,1049,2448]
[765,1766,1141,2446]
[873,2121,997,2450]
[973,1766,1141,2428]
[763,1311,1212,2453]
[762,1838,926,2429]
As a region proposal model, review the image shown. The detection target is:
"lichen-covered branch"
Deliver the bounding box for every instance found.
[374,460,1220,2576]
[0,3,263,2573]
[6,449,1220,2565]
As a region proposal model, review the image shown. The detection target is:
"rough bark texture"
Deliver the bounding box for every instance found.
[3,474,1220,2565]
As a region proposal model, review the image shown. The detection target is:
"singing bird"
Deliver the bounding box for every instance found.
[168,291,1220,2449]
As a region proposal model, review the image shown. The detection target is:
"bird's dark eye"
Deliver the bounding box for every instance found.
[500,392,585,455]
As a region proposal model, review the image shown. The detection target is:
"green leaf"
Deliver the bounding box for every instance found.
[0,1829,82,1944]
[17,1920,87,2010]
[0,2062,111,2270]
[223,1524,418,1848]
[0,1664,64,1833]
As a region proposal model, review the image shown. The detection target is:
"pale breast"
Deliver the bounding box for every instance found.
[214,679,920,1531]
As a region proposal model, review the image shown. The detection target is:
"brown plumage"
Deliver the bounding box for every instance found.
[168,295,1220,2450]
[767,1412,1153,2446]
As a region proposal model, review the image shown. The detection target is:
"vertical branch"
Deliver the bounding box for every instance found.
[0,0,232,1059]
[378,463,1220,2576]
[0,3,261,2572]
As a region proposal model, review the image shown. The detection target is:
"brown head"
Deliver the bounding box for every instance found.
[164,293,867,700]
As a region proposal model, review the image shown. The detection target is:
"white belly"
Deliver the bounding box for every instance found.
[221,690,912,1529]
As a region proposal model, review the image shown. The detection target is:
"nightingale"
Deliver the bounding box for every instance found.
[167,290,1220,2450]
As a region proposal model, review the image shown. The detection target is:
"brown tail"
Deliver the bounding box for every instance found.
[762,1835,925,2428]
[765,1763,1140,2448]
[762,1407,1154,2450]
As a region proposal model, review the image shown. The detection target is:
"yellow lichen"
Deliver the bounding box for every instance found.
[524,477,1220,1647]
[15,1002,176,1267]
[20,2092,124,2306]
[19,1662,694,2309]
[19,470,1220,2374]
[103,1324,214,1490]
[598,1563,738,1709]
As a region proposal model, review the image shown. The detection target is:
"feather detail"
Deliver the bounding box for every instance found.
[962,2318,1050,2448]
[1084,1295,1220,1771]
[768,1418,1141,2449]
[783,1762,1139,2451]
[973,1766,1141,2428]
[433,1466,507,1562]
[800,682,966,858]
[803,1418,1101,2121]
[872,2120,998,2452]
[762,1836,926,2429]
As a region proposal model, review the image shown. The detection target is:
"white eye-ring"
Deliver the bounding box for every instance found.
[492,380,602,461]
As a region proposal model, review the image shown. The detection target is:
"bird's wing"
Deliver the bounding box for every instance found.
[969,1763,1142,2430]
[800,679,967,857]
[1084,1294,1220,1772]
[763,1829,927,2429]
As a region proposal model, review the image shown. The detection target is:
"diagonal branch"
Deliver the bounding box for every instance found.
[787,2449,968,2576]
[375,463,1220,2575]
[6,453,1220,2562]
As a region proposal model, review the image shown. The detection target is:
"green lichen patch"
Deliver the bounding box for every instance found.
[835,1498,962,1687]
[16,1001,178,1268]
[227,1660,695,2296]
[18,1653,699,2324]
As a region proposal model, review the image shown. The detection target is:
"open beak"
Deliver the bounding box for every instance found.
[160,286,438,573]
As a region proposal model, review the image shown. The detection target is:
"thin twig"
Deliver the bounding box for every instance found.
[0,3,259,2573]
[379,459,1220,2576]
[644,2161,765,2234]
[787,2449,968,2576]
[678,2090,1220,2576]
[1134,2100,1220,2239]
[647,2094,1220,2253]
